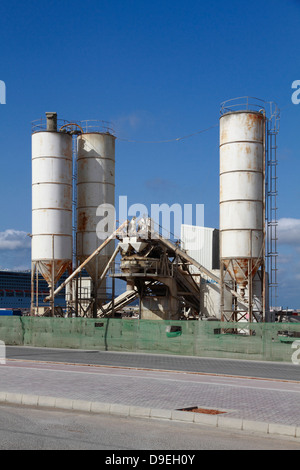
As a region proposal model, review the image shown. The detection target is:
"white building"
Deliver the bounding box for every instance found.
[181,224,231,319]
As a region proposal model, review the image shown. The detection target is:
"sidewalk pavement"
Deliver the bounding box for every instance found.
[0,354,300,441]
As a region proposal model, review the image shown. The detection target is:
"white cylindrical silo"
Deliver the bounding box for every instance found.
[31,114,73,288]
[219,110,265,292]
[76,131,116,303]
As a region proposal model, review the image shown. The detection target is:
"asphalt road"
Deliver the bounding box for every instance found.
[1,403,300,450]
[6,346,300,382]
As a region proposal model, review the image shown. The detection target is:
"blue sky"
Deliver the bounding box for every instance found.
[0,0,299,308]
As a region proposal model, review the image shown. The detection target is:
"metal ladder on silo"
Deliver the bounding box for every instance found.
[265,105,280,309]
[72,135,78,270]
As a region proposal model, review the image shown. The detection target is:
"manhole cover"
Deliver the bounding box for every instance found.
[179,407,226,415]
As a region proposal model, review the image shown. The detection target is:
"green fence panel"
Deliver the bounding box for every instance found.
[0,317,300,363]
[263,321,300,363]
[0,317,23,346]
[195,321,265,360]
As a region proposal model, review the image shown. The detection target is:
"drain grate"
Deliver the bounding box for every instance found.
[179,406,226,415]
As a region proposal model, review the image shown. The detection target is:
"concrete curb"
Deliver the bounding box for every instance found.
[0,391,299,440]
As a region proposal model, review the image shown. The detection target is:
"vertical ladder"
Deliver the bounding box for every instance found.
[72,135,77,271]
[265,109,279,309]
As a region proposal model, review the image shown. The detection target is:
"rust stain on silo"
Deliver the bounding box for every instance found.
[220,128,228,142]
[78,212,89,231]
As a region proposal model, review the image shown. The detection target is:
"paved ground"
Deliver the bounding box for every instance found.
[1,347,300,441]
[6,346,300,381]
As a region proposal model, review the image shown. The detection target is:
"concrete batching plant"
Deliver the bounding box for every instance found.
[30,97,279,323]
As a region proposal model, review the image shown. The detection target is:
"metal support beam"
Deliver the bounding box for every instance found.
[96,245,120,290]
[156,231,247,307]
[44,221,129,302]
